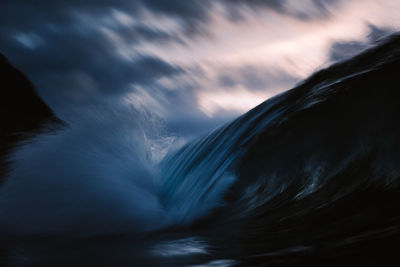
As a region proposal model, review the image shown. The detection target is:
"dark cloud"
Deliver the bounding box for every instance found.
[329,41,366,62]
[241,67,275,91]
[0,1,139,32]
[129,56,183,85]
[218,74,237,88]
[0,0,199,112]
[223,0,287,22]
[0,1,213,34]
[223,0,341,21]
[0,18,182,113]
[329,24,394,62]
[0,0,379,138]
[224,0,286,11]
[114,25,185,46]
[218,65,299,92]
[142,0,212,32]
[0,0,341,37]
[367,24,394,44]
[312,0,340,12]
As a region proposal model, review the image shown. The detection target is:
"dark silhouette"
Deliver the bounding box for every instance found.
[0,54,62,182]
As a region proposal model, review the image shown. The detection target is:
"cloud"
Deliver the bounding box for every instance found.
[0,0,344,42]
[0,1,138,30]
[312,0,340,12]
[142,0,212,32]
[329,41,366,62]
[329,24,394,62]
[222,0,341,21]
[0,1,197,115]
[114,24,184,45]
[367,24,394,43]
[218,65,299,92]
[1,0,399,139]
[0,1,213,34]
[0,13,183,111]
[225,0,286,11]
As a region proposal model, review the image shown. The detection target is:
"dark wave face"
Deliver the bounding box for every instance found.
[157,34,400,266]
[1,34,400,266]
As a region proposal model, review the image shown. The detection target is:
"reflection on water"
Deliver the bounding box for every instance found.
[152,237,208,257]
[189,259,237,267]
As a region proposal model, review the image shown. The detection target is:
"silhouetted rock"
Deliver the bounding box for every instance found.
[0,54,62,182]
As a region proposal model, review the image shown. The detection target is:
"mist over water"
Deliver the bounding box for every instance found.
[0,102,187,236]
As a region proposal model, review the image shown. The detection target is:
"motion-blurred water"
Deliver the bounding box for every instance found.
[1,34,400,266]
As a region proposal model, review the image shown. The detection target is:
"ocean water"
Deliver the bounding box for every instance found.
[0,35,400,266]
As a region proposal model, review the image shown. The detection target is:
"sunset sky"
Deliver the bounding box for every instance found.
[1,0,399,137]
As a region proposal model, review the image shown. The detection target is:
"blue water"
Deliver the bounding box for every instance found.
[1,34,400,266]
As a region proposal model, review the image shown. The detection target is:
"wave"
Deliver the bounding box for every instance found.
[156,34,400,265]
[0,104,181,236]
[1,34,400,266]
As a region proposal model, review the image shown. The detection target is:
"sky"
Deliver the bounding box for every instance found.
[1,0,399,138]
